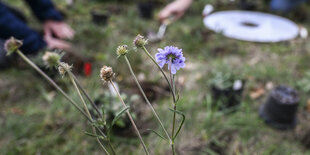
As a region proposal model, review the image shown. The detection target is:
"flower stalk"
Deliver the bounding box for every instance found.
[14,49,111,153]
[170,64,177,155]
[63,64,114,155]
[99,65,149,154]
[108,80,150,155]
[70,73,103,119]
[136,41,186,155]
[16,50,90,121]
[123,55,172,142]
[141,46,176,102]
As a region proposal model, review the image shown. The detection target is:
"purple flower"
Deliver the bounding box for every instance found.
[155,46,186,74]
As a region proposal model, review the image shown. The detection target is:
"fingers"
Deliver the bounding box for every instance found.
[158,0,192,23]
[43,25,52,38]
[52,24,75,39]
[44,21,75,40]
[45,36,72,51]
[158,7,173,22]
[62,25,75,39]
[158,4,184,23]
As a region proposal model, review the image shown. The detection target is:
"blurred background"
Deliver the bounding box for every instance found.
[1,0,310,154]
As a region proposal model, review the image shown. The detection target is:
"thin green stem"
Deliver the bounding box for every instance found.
[109,81,150,155]
[71,74,103,119]
[108,140,117,155]
[69,74,110,144]
[98,139,110,155]
[169,65,176,102]
[171,104,177,155]
[124,56,172,142]
[172,144,176,155]
[16,50,91,122]
[141,45,181,155]
[68,72,92,121]
[68,71,112,155]
[141,46,176,102]
[16,50,110,153]
[169,62,177,155]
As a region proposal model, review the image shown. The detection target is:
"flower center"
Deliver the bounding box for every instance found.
[167,53,177,62]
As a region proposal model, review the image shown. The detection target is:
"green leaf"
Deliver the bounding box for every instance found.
[84,131,98,137]
[111,106,129,127]
[169,108,186,140]
[84,131,105,140]
[176,93,180,103]
[101,106,105,120]
[147,129,168,141]
[106,106,130,139]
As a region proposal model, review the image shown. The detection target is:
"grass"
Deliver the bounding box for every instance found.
[1,0,310,154]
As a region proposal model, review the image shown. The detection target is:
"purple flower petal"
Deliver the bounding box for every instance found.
[171,65,177,74]
[155,46,186,74]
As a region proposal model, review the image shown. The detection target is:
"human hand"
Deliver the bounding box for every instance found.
[158,0,192,22]
[44,34,72,51]
[43,20,75,39]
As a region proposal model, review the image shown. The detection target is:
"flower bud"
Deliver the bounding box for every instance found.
[133,34,147,48]
[42,51,60,68]
[116,45,128,56]
[100,66,115,81]
[4,37,23,55]
[58,62,72,77]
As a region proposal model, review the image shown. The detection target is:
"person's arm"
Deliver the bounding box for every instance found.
[158,0,193,22]
[24,0,62,22]
[25,0,74,50]
[0,2,46,54]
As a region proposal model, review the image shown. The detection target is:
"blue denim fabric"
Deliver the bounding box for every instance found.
[270,0,308,12]
[0,0,62,54]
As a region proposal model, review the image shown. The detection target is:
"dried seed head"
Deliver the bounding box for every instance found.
[116,45,128,56]
[58,62,72,77]
[42,51,60,68]
[4,37,23,55]
[100,66,115,81]
[133,34,147,48]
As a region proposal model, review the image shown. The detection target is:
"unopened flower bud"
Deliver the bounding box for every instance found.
[133,34,147,48]
[116,45,128,57]
[100,66,115,81]
[58,62,72,77]
[4,37,23,55]
[42,51,60,67]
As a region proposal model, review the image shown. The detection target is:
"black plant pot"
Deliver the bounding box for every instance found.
[259,85,299,130]
[211,80,245,110]
[240,0,257,10]
[91,10,109,25]
[137,2,154,19]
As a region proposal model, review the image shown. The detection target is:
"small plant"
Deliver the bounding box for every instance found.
[6,35,186,155]
[92,90,140,130]
[5,37,114,154]
[209,70,244,110]
[132,34,186,155]
[297,71,310,93]
[209,72,237,90]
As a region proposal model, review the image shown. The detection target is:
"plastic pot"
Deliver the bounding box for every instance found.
[137,2,154,19]
[259,85,299,130]
[240,0,257,10]
[91,10,109,25]
[211,80,245,110]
